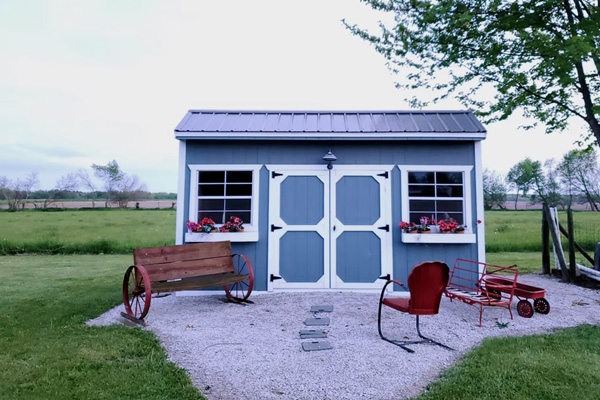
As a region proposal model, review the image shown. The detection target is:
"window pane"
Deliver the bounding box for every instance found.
[409,185,435,197]
[199,171,225,183]
[437,172,462,184]
[408,172,434,184]
[225,211,251,223]
[445,213,464,225]
[197,211,225,224]
[227,171,252,183]
[225,199,251,211]
[409,200,435,212]
[436,186,463,197]
[198,184,224,196]
[226,184,252,196]
[437,200,463,212]
[198,199,224,211]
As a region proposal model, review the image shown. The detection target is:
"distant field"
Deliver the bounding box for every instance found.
[0,209,176,254]
[1,208,598,257]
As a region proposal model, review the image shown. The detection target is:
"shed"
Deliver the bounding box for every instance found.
[174,110,487,291]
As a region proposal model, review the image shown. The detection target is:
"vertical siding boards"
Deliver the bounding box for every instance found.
[183,140,478,290]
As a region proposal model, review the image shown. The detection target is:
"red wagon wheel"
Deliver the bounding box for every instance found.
[123,265,152,319]
[534,298,550,314]
[224,254,254,301]
[517,300,534,318]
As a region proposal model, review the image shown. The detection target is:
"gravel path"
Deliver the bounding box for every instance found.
[89,274,600,400]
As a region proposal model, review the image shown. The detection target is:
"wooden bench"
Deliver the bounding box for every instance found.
[444,258,518,327]
[122,241,254,320]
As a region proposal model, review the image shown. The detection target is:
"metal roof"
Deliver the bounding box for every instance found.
[174,110,487,141]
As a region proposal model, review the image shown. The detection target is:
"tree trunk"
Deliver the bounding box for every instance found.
[514,192,519,210]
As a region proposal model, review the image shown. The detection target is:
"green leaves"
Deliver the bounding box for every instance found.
[345,0,600,147]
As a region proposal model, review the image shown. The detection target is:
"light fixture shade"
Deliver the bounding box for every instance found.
[323,150,337,170]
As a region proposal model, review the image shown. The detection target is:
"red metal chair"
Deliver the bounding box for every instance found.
[377,261,453,353]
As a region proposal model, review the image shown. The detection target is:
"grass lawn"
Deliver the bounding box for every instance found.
[0,255,202,399]
[0,209,176,254]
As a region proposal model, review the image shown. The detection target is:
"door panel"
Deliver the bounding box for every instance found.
[331,169,392,289]
[268,167,329,289]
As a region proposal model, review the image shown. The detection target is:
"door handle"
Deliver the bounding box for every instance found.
[378,274,390,281]
[377,224,390,232]
[270,274,282,282]
[271,224,282,232]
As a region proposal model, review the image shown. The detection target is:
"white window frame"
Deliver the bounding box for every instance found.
[185,164,261,242]
[399,165,476,244]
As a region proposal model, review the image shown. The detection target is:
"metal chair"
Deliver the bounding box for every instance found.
[377,261,453,353]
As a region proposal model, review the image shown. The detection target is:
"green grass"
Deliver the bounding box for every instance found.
[485,210,600,253]
[486,252,546,274]
[418,325,600,400]
[0,254,202,399]
[0,209,176,254]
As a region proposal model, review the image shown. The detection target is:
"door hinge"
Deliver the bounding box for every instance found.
[271,224,283,232]
[270,274,282,282]
[377,224,390,232]
[272,171,283,178]
[378,274,391,281]
[377,171,389,178]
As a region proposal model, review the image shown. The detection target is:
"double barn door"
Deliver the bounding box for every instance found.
[267,165,392,290]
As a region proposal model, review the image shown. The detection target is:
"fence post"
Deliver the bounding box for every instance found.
[543,205,570,282]
[542,203,550,275]
[567,209,577,280]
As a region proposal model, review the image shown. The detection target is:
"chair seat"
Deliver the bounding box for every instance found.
[382,297,410,312]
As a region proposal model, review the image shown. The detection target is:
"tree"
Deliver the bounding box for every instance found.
[531,159,564,208]
[507,158,542,209]
[483,169,508,210]
[91,160,146,208]
[558,148,600,210]
[0,172,39,210]
[345,0,600,148]
[77,168,99,207]
[43,173,79,208]
[92,160,124,207]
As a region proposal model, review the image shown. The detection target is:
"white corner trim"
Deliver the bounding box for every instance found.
[474,141,486,265]
[175,140,187,245]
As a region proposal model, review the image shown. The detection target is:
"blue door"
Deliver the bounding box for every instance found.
[268,165,392,290]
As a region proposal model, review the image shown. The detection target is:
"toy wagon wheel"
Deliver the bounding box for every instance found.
[534,298,550,314]
[517,300,534,318]
[123,265,152,319]
[225,254,254,301]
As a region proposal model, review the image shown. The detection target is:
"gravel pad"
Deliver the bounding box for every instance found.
[89,274,600,400]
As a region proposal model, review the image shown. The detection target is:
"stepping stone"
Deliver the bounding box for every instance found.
[304,317,330,326]
[299,329,328,339]
[302,341,333,352]
[310,305,333,313]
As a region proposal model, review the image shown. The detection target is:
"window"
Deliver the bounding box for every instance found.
[400,165,475,243]
[188,165,260,239]
[407,171,465,224]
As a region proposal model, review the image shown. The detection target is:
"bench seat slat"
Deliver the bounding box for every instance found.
[142,258,234,282]
[150,272,249,293]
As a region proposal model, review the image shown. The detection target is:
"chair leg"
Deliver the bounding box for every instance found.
[378,296,416,353]
[415,315,454,351]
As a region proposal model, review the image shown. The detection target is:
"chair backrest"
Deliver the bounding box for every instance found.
[407,261,450,316]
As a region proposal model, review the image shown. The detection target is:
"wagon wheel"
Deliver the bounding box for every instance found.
[224,254,254,301]
[123,265,152,319]
[534,298,550,314]
[517,300,534,318]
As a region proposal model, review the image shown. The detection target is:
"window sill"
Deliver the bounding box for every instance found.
[185,231,258,243]
[401,232,476,244]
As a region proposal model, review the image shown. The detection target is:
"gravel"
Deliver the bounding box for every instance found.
[88,274,600,400]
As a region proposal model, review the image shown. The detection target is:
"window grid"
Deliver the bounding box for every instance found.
[196,171,253,225]
[408,172,465,225]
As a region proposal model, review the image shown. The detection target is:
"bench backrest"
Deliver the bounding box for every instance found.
[133,241,234,282]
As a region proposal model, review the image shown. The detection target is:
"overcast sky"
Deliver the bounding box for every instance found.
[0,0,591,193]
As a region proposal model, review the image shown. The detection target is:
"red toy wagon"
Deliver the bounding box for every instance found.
[483,277,550,318]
